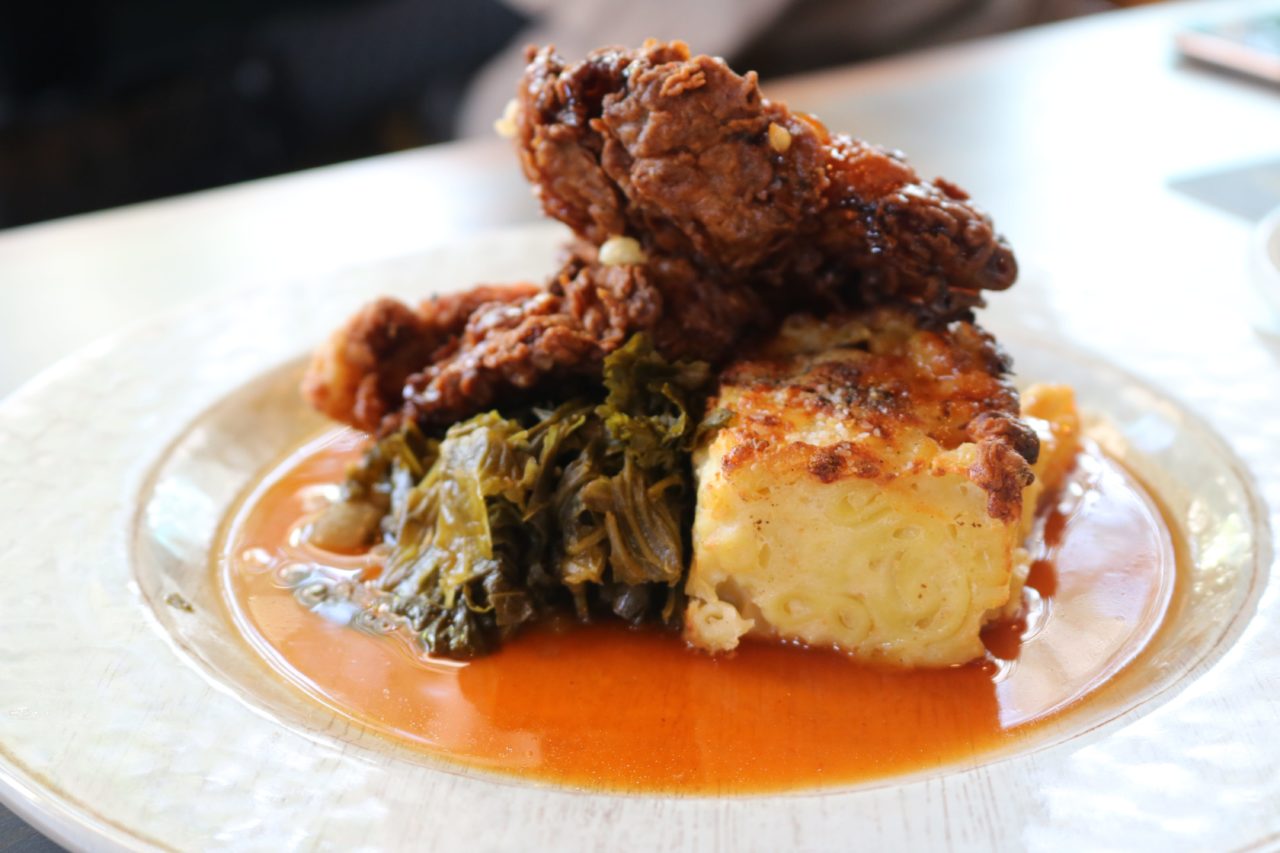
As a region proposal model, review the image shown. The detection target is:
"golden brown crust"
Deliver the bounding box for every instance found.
[301,284,540,432]
[400,257,663,426]
[516,41,1016,300]
[304,246,780,431]
[708,308,1037,522]
[304,41,1022,433]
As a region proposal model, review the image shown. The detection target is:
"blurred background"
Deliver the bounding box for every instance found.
[0,0,1137,231]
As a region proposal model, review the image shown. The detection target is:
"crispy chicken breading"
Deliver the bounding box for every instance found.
[304,41,1019,432]
[516,41,1016,304]
[306,246,775,429]
[304,284,541,432]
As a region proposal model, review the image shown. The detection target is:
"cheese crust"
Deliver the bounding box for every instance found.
[684,309,1079,666]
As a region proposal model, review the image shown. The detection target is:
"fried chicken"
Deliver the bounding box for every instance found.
[400,251,664,428]
[304,284,541,432]
[304,41,1019,432]
[305,247,769,430]
[516,40,1016,305]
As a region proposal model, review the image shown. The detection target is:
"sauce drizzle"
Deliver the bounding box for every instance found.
[219,429,1177,794]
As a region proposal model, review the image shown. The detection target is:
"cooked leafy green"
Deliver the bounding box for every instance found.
[309,335,717,658]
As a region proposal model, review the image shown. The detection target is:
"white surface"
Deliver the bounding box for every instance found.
[1254,205,1280,335]
[0,138,537,400]
[0,226,1275,852]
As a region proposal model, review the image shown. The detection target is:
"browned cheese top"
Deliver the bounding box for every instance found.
[711,308,1038,522]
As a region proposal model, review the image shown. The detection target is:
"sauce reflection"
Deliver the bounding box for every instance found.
[219,429,1176,793]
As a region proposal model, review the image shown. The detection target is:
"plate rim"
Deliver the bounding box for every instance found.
[0,223,1277,851]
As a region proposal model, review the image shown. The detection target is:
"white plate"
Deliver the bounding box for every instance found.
[1,224,1277,852]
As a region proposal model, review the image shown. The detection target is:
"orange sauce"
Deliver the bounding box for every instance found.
[219,429,1177,794]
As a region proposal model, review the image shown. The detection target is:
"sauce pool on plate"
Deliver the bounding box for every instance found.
[218,428,1178,794]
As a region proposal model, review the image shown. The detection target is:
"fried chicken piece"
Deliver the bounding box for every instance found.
[399,254,657,427]
[515,41,1016,307]
[305,243,776,431]
[306,41,1021,432]
[303,284,539,432]
[398,248,778,427]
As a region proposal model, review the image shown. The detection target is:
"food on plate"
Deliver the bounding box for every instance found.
[218,38,1186,793]
[223,419,1174,793]
[294,40,1075,665]
[684,309,1080,664]
[304,40,1016,432]
[303,284,542,433]
[314,336,712,657]
[515,41,1015,296]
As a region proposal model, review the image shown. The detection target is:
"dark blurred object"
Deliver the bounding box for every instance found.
[735,0,1112,80]
[0,0,525,228]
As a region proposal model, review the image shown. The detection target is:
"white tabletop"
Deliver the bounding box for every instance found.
[0,1,1277,848]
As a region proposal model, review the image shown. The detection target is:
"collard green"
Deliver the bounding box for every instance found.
[310,335,717,658]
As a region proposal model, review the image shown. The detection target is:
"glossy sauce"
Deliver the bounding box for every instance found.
[219,429,1178,794]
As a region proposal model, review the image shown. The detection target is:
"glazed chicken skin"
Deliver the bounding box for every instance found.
[396,249,759,429]
[306,247,769,431]
[515,40,1016,307]
[305,41,1018,432]
[304,284,538,432]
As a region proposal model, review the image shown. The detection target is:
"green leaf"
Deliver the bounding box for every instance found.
[314,335,717,658]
